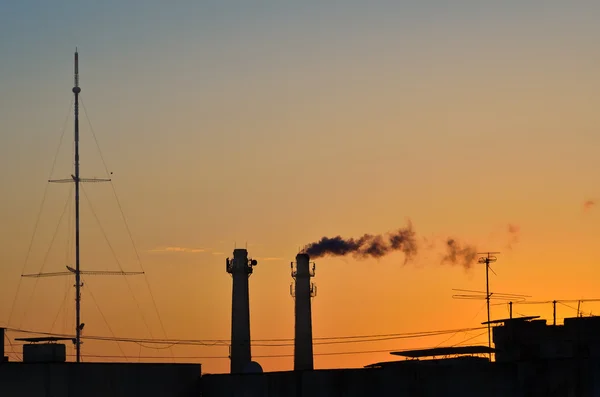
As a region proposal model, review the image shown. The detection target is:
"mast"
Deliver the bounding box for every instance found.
[22,49,143,363]
[73,48,82,363]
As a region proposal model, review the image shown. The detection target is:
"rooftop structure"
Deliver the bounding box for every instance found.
[391,345,495,359]
[493,315,600,362]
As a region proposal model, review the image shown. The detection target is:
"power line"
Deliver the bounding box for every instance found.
[66,350,399,360]
[61,335,491,361]
[510,299,600,305]
[5,326,487,348]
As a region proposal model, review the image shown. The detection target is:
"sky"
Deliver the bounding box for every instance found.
[1,0,600,373]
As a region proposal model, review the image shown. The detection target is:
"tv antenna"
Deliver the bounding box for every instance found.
[21,50,143,363]
[477,251,500,358]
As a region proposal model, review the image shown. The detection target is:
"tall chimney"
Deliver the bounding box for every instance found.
[226,249,257,373]
[291,253,316,371]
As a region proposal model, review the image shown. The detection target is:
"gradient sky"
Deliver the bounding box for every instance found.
[1,1,600,373]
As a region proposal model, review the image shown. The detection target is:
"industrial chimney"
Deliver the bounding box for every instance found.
[291,253,316,371]
[226,249,257,374]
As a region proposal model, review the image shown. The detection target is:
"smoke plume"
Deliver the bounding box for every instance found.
[442,238,478,269]
[302,221,418,263]
[584,200,595,211]
[506,223,520,249]
[302,221,519,270]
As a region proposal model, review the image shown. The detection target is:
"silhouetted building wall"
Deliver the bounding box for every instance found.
[493,316,600,362]
[201,358,600,397]
[0,362,200,397]
[202,360,514,397]
[293,253,314,371]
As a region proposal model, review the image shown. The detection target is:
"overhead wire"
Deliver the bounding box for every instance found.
[435,301,488,348]
[4,324,490,364]
[5,326,487,348]
[511,299,600,305]
[450,331,487,347]
[57,334,493,362]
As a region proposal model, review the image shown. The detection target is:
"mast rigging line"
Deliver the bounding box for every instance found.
[6,98,74,329]
[17,184,75,330]
[80,94,173,359]
[82,275,129,362]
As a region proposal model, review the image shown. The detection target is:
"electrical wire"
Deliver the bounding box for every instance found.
[56,335,493,362]
[5,326,487,348]
[511,299,600,305]
[66,349,408,360]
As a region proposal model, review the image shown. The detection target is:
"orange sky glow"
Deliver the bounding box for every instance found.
[1,1,600,374]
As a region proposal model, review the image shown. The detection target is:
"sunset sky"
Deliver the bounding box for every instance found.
[1,1,600,373]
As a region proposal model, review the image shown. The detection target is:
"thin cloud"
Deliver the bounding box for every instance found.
[255,257,283,261]
[149,246,206,253]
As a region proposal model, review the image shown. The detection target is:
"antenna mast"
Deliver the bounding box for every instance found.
[73,49,83,363]
[22,50,143,363]
[477,251,500,360]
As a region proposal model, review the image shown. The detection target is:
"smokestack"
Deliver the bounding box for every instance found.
[291,253,316,371]
[226,249,257,374]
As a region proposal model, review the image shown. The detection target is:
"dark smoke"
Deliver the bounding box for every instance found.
[302,222,418,263]
[584,200,595,211]
[506,223,520,249]
[442,238,478,269]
